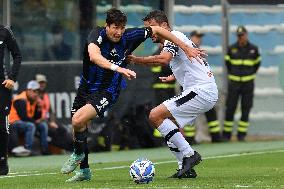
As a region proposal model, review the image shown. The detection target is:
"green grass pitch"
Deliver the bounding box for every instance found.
[1,140,284,189]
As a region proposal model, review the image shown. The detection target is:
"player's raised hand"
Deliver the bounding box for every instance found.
[184,47,207,64]
[159,75,176,83]
[117,67,137,80]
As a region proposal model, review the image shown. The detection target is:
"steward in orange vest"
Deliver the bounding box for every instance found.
[9,90,41,124]
[8,81,41,152]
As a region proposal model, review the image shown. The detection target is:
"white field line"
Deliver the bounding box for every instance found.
[0,172,57,178]
[235,185,252,188]
[8,171,39,175]
[1,149,284,179]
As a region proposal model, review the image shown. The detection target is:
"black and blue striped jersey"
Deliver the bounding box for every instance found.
[80,27,152,101]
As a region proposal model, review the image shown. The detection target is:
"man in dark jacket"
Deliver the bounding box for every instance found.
[0,25,22,175]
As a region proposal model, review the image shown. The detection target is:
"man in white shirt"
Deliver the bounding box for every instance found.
[127,10,218,179]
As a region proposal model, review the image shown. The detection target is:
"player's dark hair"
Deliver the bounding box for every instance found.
[106,8,127,26]
[142,10,169,25]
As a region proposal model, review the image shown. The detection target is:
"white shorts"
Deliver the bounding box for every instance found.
[163,88,217,128]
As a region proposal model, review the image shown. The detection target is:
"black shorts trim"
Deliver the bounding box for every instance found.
[175,91,197,107]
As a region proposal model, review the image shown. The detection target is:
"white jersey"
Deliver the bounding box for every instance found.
[162,30,218,102]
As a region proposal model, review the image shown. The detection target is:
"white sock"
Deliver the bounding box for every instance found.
[157,119,194,157]
[167,141,183,169]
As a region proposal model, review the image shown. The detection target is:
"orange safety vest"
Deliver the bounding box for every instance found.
[38,93,50,119]
[9,91,37,124]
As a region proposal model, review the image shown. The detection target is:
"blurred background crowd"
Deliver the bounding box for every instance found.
[2,0,284,156]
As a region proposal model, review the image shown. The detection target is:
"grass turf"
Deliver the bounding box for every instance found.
[1,140,284,189]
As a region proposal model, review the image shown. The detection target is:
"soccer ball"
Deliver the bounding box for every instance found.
[129,158,155,184]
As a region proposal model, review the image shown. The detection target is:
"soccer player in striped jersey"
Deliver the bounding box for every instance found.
[127,10,218,179]
[60,8,205,182]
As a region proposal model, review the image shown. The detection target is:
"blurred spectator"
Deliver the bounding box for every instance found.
[183,30,222,143]
[223,26,261,141]
[36,74,56,128]
[151,44,176,106]
[34,74,51,155]
[44,24,72,60]
[9,80,44,155]
[114,103,156,150]
[35,74,73,152]
[190,30,204,47]
[88,112,118,152]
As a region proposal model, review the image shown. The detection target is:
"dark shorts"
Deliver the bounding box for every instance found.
[0,85,12,117]
[72,83,114,118]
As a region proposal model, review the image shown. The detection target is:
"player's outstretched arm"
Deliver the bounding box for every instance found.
[88,43,136,80]
[127,51,172,66]
[150,26,207,63]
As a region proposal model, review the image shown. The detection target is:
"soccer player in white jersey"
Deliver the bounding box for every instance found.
[127,10,218,179]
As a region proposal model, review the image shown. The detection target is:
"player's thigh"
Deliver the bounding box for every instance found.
[150,103,173,122]
[72,104,98,126]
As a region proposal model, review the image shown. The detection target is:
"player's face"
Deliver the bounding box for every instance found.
[106,23,126,43]
[144,19,163,43]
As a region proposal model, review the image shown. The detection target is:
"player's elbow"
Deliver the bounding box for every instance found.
[90,56,96,62]
[89,55,97,63]
[157,60,169,66]
[150,26,158,35]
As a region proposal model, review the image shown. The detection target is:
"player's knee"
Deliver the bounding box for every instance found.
[149,109,161,128]
[72,115,84,129]
[72,116,80,127]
